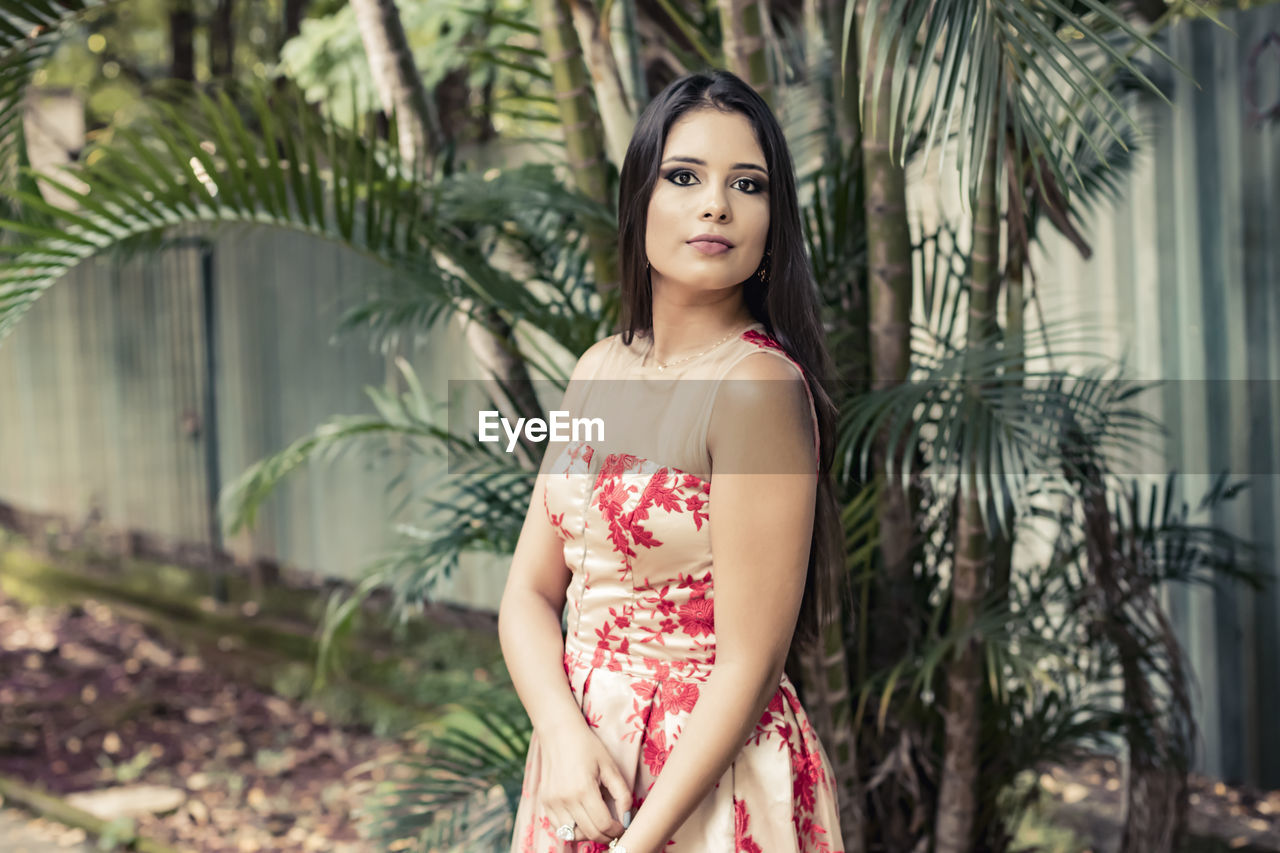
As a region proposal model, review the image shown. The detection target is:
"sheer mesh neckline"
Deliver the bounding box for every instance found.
[625,320,765,372]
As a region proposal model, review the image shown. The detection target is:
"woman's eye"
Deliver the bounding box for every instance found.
[665,170,763,193]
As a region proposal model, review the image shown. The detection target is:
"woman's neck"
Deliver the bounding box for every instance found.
[647,293,756,365]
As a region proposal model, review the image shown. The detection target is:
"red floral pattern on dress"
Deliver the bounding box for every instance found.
[677,595,714,637]
[522,810,536,850]
[544,487,573,540]
[564,440,594,470]
[643,727,671,777]
[734,798,764,853]
[740,329,784,352]
[595,475,643,559]
[590,453,714,576]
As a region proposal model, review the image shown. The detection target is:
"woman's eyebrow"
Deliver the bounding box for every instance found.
[661,156,768,175]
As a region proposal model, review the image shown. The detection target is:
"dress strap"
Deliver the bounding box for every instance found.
[699,331,821,475]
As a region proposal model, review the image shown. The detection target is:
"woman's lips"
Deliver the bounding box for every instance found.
[687,240,731,256]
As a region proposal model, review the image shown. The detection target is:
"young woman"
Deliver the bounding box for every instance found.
[499,68,845,853]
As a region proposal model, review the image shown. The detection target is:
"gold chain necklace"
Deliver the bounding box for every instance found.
[650,326,744,372]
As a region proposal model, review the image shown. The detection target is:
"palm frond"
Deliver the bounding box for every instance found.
[838,335,1165,538]
[220,355,534,537]
[651,0,719,68]
[853,0,1181,203]
[1111,471,1263,589]
[421,163,614,362]
[1051,62,1153,232]
[218,363,455,537]
[363,458,535,620]
[913,221,969,347]
[220,355,536,652]
[803,147,866,315]
[0,0,118,47]
[356,697,531,853]
[0,79,438,342]
[771,11,840,181]
[0,0,108,223]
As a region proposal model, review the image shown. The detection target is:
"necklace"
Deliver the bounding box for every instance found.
[649,325,746,372]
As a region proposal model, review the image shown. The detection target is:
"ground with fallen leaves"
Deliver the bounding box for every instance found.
[2,588,1279,853]
[1039,756,1280,852]
[0,590,408,852]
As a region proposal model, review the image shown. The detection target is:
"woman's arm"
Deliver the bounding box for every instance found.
[497,340,632,843]
[498,470,584,738]
[613,353,818,853]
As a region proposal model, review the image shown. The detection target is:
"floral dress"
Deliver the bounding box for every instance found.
[509,321,844,853]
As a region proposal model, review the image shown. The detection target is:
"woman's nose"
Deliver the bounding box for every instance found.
[701,190,730,220]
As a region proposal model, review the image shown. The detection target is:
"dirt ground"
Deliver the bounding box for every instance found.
[2,589,1280,853]
[0,590,406,852]
[1038,756,1280,851]
[0,804,96,851]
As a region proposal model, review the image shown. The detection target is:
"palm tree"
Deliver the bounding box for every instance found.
[350,0,441,171]
[532,0,620,297]
[716,0,773,105]
[838,0,1193,846]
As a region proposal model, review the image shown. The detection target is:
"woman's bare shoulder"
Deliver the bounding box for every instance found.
[570,333,622,381]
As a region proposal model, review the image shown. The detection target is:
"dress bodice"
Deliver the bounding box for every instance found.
[540,322,818,680]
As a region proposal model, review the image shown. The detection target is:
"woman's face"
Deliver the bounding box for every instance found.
[645,107,770,299]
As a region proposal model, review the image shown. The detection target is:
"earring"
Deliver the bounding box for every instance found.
[757,248,771,283]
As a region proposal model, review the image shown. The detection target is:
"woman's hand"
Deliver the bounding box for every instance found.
[537,722,634,844]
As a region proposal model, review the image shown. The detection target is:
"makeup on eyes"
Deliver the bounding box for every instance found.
[662,168,766,194]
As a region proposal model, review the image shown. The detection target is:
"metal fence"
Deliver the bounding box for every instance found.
[0,224,510,613]
[1031,5,1280,786]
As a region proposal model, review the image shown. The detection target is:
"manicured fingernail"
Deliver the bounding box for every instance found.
[622,810,632,828]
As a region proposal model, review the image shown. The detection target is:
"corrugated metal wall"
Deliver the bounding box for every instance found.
[0,224,510,612]
[1033,5,1280,786]
[0,245,213,544]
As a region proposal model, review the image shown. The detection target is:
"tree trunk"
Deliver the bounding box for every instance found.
[459,302,549,465]
[282,0,308,47]
[989,204,1023,623]
[350,0,440,176]
[934,110,1000,853]
[860,0,913,673]
[533,0,619,296]
[717,0,773,105]
[613,0,648,114]
[787,1,866,848]
[352,0,544,438]
[435,67,496,149]
[797,616,865,852]
[1070,449,1191,852]
[565,0,635,169]
[857,1,921,847]
[170,0,195,83]
[935,484,987,853]
[210,0,234,79]
[824,0,861,154]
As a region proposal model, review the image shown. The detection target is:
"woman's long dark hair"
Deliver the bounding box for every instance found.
[615,69,844,658]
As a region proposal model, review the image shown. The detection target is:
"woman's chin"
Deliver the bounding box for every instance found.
[652,275,749,294]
